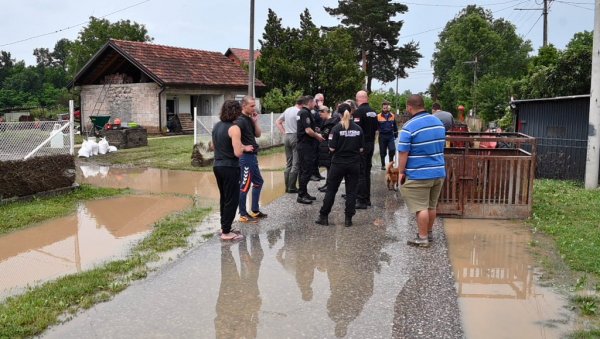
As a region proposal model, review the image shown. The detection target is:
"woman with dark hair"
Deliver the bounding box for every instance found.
[213,100,254,240]
[315,103,364,227]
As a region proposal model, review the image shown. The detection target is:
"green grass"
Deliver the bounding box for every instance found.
[82,135,203,171]
[81,135,285,171]
[0,185,127,235]
[528,179,600,336]
[529,180,600,274]
[0,207,211,338]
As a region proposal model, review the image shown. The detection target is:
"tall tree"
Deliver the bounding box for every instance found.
[66,16,152,76]
[325,0,421,92]
[256,8,363,105]
[431,5,531,121]
[514,31,593,99]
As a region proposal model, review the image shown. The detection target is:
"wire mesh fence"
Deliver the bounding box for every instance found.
[0,121,73,161]
[194,113,284,149]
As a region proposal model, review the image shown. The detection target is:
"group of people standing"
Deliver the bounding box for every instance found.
[212,91,448,248]
[276,90,400,227]
[211,96,268,241]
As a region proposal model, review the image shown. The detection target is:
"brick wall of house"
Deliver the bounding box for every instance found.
[80,83,161,133]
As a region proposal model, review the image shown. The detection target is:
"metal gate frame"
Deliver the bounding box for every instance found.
[438,132,537,219]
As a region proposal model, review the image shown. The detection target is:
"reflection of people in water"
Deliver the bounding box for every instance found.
[276,225,334,301]
[214,235,264,338]
[327,227,389,338]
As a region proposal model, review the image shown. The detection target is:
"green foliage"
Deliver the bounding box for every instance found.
[262,84,303,113]
[325,0,421,92]
[431,5,531,119]
[256,9,363,105]
[514,31,593,99]
[66,16,152,76]
[497,106,514,131]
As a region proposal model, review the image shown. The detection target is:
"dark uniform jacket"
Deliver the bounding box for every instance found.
[318,116,340,168]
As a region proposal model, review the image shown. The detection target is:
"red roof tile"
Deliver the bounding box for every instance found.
[226,48,262,63]
[110,39,264,87]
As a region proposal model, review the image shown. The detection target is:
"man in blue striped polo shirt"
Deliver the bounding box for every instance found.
[397,94,446,247]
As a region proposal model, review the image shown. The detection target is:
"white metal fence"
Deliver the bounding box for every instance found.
[0,101,75,162]
[193,111,284,148]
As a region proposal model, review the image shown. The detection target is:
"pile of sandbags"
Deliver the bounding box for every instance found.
[77,137,118,158]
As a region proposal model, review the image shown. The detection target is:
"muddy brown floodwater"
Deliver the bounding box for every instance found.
[0,195,191,298]
[78,165,286,208]
[445,219,574,339]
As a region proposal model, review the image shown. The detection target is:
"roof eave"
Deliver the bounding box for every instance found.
[511,94,591,104]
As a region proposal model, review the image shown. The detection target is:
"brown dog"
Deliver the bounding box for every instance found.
[386,162,399,191]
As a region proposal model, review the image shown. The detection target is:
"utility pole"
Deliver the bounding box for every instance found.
[464,56,478,116]
[585,0,600,189]
[248,0,255,97]
[543,0,549,47]
[515,0,550,47]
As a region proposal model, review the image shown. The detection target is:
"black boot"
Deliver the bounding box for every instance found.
[315,214,329,226]
[318,184,328,192]
[344,216,353,227]
[288,172,299,193]
[284,172,290,192]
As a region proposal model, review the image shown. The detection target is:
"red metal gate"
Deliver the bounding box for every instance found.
[437,133,537,219]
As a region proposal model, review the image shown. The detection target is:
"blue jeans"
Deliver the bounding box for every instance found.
[239,153,264,216]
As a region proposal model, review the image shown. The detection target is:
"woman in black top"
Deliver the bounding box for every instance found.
[315,103,364,227]
[212,100,254,240]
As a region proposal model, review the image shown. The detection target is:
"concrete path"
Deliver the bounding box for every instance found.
[44,170,463,338]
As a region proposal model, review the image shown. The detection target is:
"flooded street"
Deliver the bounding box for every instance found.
[1,152,287,298]
[0,195,191,298]
[78,158,286,208]
[445,219,573,338]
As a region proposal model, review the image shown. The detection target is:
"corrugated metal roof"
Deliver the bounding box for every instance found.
[511,94,590,104]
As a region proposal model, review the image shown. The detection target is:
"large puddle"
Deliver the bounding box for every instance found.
[0,195,191,298]
[445,219,573,338]
[78,164,286,208]
[1,152,288,298]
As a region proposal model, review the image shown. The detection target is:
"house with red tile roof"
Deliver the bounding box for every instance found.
[225,48,261,67]
[70,39,265,133]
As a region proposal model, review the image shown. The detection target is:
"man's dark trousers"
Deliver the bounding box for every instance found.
[297,142,316,197]
[379,133,396,167]
[357,141,374,205]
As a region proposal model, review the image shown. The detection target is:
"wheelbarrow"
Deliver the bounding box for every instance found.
[89,115,111,137]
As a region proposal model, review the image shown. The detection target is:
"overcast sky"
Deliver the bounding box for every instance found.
[0,0,595,93]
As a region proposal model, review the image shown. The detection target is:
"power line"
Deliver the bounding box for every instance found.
[399,0,530,40]
[524,13,544,37]
[554,0,594,10]
[0,0,151,48]
[402,0,523,8]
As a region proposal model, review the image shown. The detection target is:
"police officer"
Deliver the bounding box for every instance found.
[315,103,364,227]
[297,95,325,204]
[354,90,378,209]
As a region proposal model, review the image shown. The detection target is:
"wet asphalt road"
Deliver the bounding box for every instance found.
[44,169,463,338]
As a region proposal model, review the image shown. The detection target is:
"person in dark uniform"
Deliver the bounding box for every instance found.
[311,93,326,181]
[315,103,364,227]
[297,95,325,204]
[354,90,379,209]
[317,105,340,193]
[212,100,254,241]
[377,100,398,170]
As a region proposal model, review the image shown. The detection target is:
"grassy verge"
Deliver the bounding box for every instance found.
[79,135,285,171]
[0,185,128,235]
[528,179,600,337]
[0,207,211,338]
